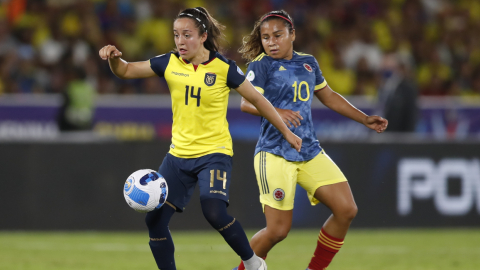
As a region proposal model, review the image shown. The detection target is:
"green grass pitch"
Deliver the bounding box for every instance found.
[1,229,479,270]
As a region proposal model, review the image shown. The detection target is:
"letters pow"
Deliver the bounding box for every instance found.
[397,158,480,216]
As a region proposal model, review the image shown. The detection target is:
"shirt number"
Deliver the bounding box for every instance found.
[185,85,201,107]
[292,81,310,102]
[210,170,227,189]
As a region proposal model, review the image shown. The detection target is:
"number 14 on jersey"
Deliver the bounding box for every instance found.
[185,85,201,107]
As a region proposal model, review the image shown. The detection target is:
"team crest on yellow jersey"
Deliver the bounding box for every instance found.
[204,72,217,86]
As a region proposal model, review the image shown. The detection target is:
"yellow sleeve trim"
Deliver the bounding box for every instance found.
[314,80,327,91]
[254,86,265,94]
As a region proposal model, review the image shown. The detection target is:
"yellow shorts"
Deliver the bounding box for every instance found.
[254,150,347,211]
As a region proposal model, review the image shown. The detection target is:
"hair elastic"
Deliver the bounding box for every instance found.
[261,14,294,28]
[179,13,208,33]
[193,8,207,17]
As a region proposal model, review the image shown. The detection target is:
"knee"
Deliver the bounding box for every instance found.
[201,199,230,229]
[203,209,221,226]
[145,212,157,230]
[341,204,358,222]
[344,204,358,221]
[145,207,174,231]
[266,226,290,243]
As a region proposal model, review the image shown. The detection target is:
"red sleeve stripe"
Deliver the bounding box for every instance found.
[314,85,327,93]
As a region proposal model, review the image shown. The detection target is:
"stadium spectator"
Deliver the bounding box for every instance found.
[0,0,478,96]
[377,53,418,132]
[57,66,96,131]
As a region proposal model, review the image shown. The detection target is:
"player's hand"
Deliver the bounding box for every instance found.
[99,45,122,60]
[276,108,303,128]
[363,115,388,133]
[284,131,302,152]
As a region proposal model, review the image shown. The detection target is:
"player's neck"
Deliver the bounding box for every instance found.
[272,49,293,61]
[187,47,210,65]
[283,49,293,60]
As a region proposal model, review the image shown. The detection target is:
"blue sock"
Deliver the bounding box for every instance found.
[201,199,254,261]
[145,204,176,270]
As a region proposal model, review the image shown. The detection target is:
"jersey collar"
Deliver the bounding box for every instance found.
[179,50,216,65]
[265,51,298,61]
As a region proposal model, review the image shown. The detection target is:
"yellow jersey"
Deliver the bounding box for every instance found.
[150,51,245,158]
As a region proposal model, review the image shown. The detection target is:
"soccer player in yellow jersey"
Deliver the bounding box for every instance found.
[233,10,388,270]
[99,7,301,270]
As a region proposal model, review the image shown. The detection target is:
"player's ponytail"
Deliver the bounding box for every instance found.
[239,10,295,63]
[175,7,226,52]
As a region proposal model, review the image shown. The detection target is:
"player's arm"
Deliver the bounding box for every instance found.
[240,98,303,128]
[315,85,388,133]
[99,45,156,79]
[235,80,302,151]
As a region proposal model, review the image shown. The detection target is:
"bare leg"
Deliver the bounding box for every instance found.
[306,182,358,269]
[249,205,293,257]
[314,181,357,238]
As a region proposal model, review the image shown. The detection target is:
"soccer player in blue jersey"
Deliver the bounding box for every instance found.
[99,7,302,270]
[233,10,388,270]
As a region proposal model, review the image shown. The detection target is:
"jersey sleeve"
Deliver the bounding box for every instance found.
[313,58,328,92]
[149,53,171,77]
[246,59,268,94]
[226,60,246,89]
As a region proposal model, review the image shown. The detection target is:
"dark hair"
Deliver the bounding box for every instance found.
[173,7,226,53]
[239,10,295,63]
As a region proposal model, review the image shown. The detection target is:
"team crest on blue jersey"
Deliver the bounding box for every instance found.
[303,63,313,72]
[204,72,217,86]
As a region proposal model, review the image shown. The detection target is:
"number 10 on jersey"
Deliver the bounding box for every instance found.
[292,81,310,102]
[185,85,201,107]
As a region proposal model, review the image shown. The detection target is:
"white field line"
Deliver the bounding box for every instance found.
[7,242,480,255]
[6,242,230,253]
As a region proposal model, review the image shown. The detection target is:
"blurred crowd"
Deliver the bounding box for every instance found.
[0,0,480,96]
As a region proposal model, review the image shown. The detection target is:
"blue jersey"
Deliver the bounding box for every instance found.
[247,51,327,162]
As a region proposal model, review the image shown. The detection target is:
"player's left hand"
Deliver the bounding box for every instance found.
[284,131,302,152]
[363,115,388,133]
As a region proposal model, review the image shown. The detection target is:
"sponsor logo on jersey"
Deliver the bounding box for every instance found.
[273,188,285,201]
[279,66,287,71]
[170,144,175,149]
[237,66,244,75]
[150,237,167,241]
[247,70,255,81]
[171,71,189,77]
[210,190,227,196]
[303,63,313,72]
[204,72,217,86]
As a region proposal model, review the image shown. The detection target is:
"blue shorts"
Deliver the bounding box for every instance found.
[158,153,232,212]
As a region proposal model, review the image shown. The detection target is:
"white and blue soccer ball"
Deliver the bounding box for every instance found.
[123,169,168,213]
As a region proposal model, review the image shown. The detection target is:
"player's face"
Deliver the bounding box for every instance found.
[260,19,295,60]
[173,18,207,60]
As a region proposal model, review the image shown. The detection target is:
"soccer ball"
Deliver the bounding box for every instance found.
[123,169,168,213]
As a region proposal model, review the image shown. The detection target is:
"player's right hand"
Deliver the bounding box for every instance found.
[99,45,122,60]
[276,108,303,128]
[284,132,302,152]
